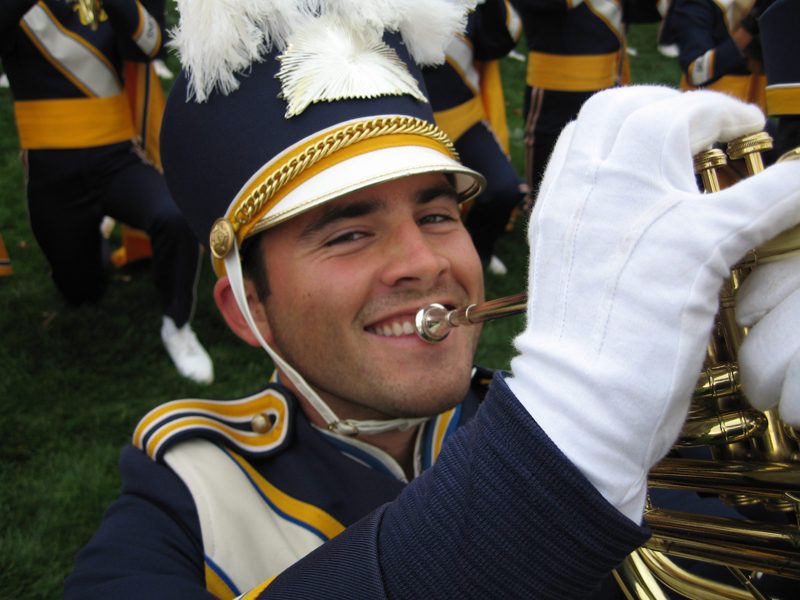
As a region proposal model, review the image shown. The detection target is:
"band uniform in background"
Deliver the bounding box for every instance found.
[422,0,527,265]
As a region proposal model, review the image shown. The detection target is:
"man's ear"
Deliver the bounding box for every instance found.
[214,276,275,348]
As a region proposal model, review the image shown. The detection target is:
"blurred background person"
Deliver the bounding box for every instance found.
[670,0,772,109]
[0,0,213,383]
[760,0,800,158]
[511,0,664,199]
[668,0,778,164]
[422,0,528,276]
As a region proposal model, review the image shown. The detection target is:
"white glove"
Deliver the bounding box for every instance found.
[737,254,800,425]
[506,86,800,523]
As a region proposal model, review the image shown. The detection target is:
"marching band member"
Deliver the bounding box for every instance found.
[64,1,800,598]
[0,0,213,383]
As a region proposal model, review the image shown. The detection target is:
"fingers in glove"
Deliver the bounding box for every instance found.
[777,353,800,426]
[739,286,800,411]
[606,90,765,193]
[567,86,679,163]
[668,161,800,280]
[737,255,800,327]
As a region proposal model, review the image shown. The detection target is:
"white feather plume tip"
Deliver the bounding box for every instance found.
[277,18,427,118]
[171,0,478,103]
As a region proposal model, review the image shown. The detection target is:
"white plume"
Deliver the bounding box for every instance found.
[170,0,478,102]
[277,17,428,117]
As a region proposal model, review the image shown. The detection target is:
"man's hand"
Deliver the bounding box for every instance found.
[506,86,800,523]
[737,254,800,424]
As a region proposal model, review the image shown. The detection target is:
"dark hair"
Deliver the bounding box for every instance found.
[240,233,270,302]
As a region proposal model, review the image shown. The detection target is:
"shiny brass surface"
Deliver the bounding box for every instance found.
[633,548,760,600]
[644,507,800,579]
[414,293,526,342]
[727,132,773,176]
[694,149,728,193]
[677,409,767,448]
[649,458,800,503]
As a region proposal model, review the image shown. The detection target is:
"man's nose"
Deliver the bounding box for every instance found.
[379,221,449,287]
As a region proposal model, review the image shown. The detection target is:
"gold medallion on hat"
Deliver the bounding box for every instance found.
[210,218,235,259]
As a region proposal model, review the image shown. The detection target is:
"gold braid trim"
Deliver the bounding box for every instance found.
[234,116,456,228]
[210,116,457,260]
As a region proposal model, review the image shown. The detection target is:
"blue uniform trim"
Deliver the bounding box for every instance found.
[216,443,332,543]
[319,434,399,479]
[205,555,242,597]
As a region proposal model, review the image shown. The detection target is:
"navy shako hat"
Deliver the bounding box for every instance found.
[160,1,484,277]
[760,0,800,118]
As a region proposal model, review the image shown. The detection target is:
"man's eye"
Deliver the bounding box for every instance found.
[325,231,367,246]
[419,213,454,225]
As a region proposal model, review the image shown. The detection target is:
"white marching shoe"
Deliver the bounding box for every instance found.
[161,316,214,384]
[488,255,508,276]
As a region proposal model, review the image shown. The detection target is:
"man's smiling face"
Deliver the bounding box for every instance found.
[254,172,485,421]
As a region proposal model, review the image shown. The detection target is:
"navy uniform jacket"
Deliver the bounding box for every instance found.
[0,0,164,150]
[421,0,521,142]
[670,0,765,108]
[64,371,649,599]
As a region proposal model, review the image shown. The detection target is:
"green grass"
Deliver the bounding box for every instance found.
[0,19,680,600]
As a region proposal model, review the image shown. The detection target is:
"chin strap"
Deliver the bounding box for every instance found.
[224,243,429,436]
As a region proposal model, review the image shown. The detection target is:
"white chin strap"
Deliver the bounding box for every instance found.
[225,242,429,436]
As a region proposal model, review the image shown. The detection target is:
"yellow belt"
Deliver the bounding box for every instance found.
[766,85,800,117]
[680,74,767,113]
[14,93,137,149]
[433,96,487,144]
[526,51,620,92]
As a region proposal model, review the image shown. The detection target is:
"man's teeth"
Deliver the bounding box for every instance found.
[371,321,416,337]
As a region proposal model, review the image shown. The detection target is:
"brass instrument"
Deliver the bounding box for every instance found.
[76,0,103,31]
[415,133,800,599]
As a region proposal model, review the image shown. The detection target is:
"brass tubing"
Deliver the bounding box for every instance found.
[677,409,767,448]
[614,551,671,600]
[415,293,527,342]
[694,149,728,193]
[693,363,741,400]
[648,458,800,502]
[635,548,761,600]
[644,512,800,580]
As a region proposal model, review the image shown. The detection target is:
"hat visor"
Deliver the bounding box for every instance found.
[250,145,485,234]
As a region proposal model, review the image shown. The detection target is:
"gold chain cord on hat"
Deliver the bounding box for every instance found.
[233,116,457,229]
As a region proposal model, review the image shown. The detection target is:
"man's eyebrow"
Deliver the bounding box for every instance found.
[300,198,385,239]
[416,183,459,206]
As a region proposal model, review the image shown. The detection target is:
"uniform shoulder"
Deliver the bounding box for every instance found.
[132,384,297,463]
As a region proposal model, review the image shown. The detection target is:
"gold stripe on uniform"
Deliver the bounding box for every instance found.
[205,563,237,600]
[225,449,346,541]
[14,94,136,149]
[766,85,800,117]
[527,51,620,91]
[237,577,278,600]
[433,96,487,144]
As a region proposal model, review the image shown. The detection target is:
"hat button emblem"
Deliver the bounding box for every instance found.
[210,218,235,259]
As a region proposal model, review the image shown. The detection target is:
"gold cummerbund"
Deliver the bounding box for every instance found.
[527,51,620,92]
[433,96,487,144]
[14,93,137,149]
[766,85,800,117]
